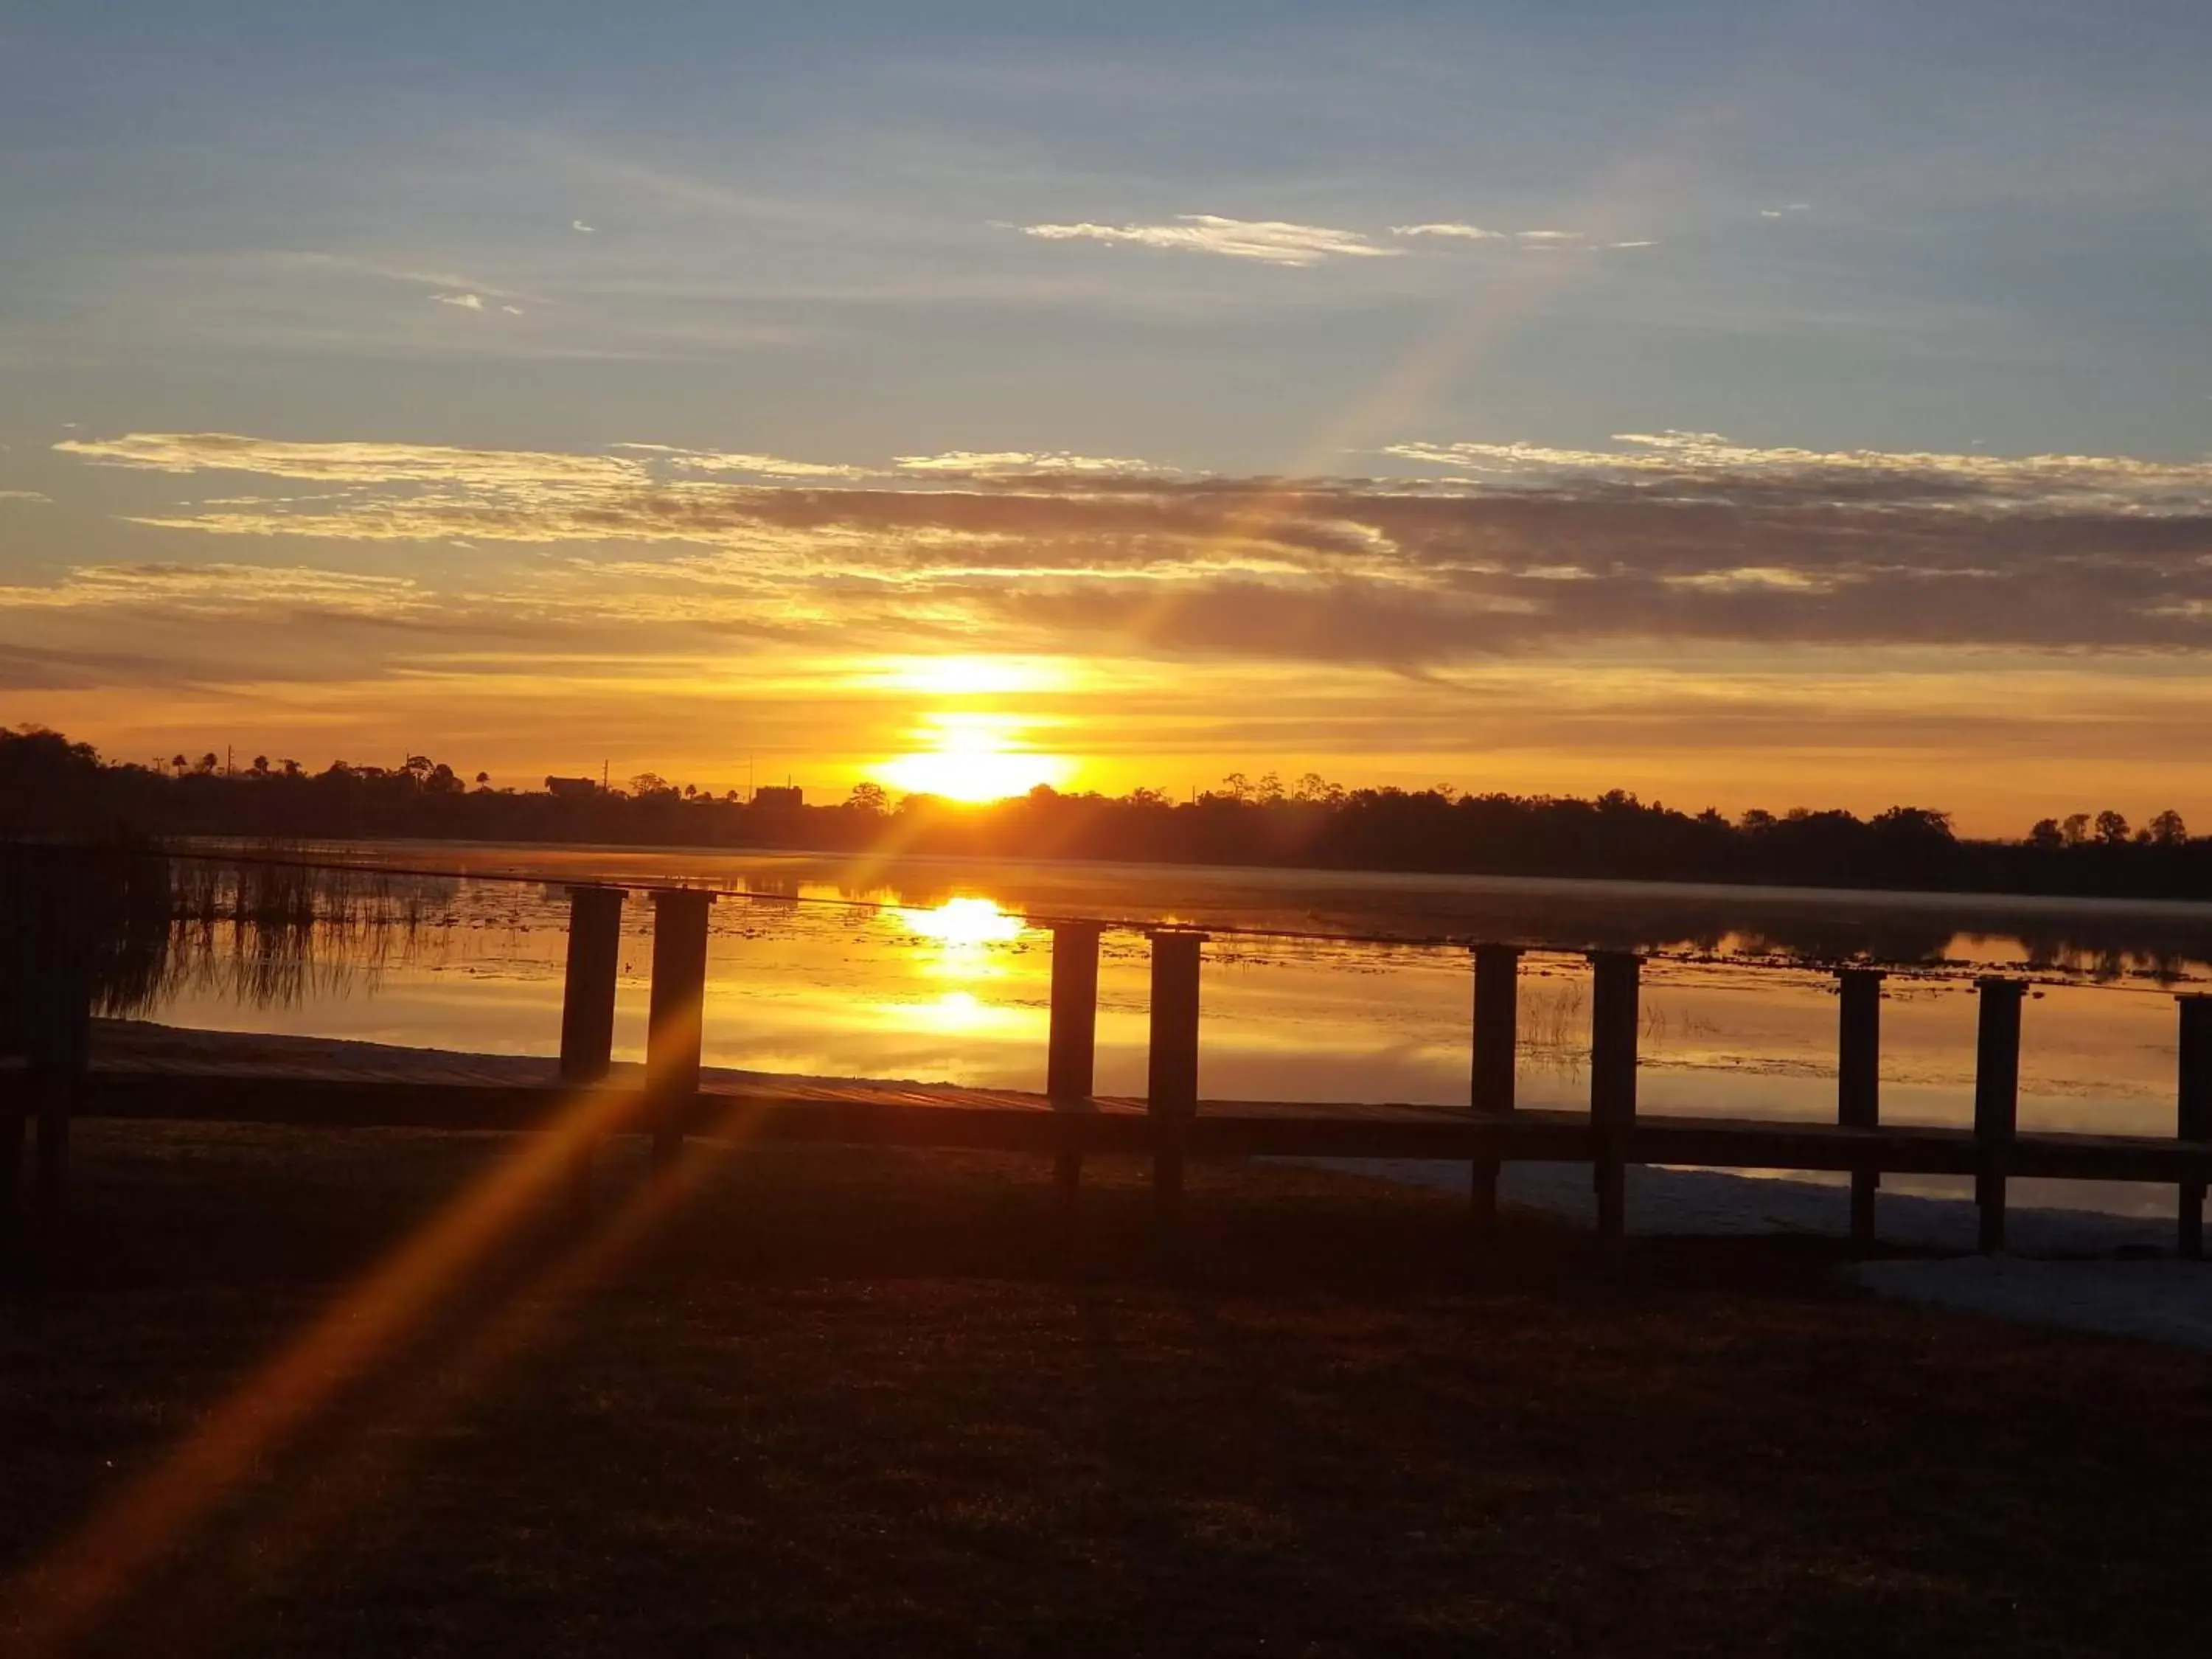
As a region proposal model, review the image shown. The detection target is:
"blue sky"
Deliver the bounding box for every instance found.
[3,1,2210,825]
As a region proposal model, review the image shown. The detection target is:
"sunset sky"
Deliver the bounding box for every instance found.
[4,1,2210,832]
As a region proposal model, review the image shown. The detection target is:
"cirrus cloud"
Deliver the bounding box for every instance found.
[1391,222,1506,241]
[53,431,647,490]
[892,451,1175,478]
[1385,431,2212,511]
[38,427,2212,671]
[1018,215,1400,267]
[0,561,427,617]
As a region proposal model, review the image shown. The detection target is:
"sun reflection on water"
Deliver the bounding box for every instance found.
[895,895,1025,946]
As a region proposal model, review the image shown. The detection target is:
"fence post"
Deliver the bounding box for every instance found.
[1973,978,2027,1254]
[559,886,626,1213]
[1470,944,1521,1230]
[2177,995,2211,1261]
[1,846,27,1218]
[646,888,714,1171]
[1589,952,1641,1242]
[1837,969,1885,1249]
[31,850,97,1211]
[1046,921,1103,1211]
[1146,929,1205,1224]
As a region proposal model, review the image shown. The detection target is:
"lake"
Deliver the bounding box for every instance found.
[130,839,2212,1222]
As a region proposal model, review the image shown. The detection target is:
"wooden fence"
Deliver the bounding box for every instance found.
[4,848,2209,1256]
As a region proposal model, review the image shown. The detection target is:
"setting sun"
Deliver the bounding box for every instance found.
[880,712,1071,802]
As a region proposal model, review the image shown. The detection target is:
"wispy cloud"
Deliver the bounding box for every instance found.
[1391,223,1505,241]
[1018,215,1399,267]
[432,293,486,310]
[0,490,51,504]
[288,252,540,305]
[654,449,874,480]
[0,563,427,617]
[893,451,1172,477]
[1394,224,1653,257]
[1385,431,2212,509]
[55,432,646,492]
[44,428,2212,669]
[571,220,596,233]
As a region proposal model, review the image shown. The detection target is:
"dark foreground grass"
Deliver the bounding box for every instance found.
[3,1123,2210,1658]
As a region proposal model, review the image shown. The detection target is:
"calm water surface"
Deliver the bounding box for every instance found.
[136,841,2212,1222]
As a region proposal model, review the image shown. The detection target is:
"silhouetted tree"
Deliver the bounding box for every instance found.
[13,723,2212,904]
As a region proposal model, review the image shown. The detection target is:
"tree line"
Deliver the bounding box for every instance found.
[1,723,2202,901]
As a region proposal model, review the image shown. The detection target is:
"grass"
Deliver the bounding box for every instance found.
[3,1121,2211,1658]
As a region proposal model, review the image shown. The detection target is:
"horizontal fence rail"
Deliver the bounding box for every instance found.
[4,842,2209,1256]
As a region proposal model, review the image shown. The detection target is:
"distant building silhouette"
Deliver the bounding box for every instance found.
[544,775,601,799]
[752,785,803,809]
